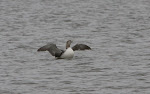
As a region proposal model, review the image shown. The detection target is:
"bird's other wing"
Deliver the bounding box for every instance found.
[37,43,63,57]
[72,44,91,51]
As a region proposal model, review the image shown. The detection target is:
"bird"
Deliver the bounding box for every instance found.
[37,40,91,59]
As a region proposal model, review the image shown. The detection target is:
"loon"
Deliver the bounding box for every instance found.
[37,40,91,59]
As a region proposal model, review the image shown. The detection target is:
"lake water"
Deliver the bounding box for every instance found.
[1,0,150,94]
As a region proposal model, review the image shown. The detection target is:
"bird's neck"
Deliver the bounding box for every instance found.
[66,43,70,49]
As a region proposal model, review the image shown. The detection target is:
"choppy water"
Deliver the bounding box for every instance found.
[1,0,150,94]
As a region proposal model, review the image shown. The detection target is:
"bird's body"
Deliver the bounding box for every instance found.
[59,47,74,59]
[37,40,91,59]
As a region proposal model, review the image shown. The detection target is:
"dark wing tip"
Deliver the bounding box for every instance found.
[37,47,46,51]
[72,44,91,51]
[37,44,53,52]
[37,49,40,51]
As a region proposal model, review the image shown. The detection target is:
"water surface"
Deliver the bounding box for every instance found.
[1,0,150,94]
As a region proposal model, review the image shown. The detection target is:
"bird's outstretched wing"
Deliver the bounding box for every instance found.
[72,44,91,51]
[37,43,64,57]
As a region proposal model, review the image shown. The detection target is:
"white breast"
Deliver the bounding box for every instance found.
[60,48,74,59]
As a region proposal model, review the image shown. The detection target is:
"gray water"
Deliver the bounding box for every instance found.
[1,0,150,94]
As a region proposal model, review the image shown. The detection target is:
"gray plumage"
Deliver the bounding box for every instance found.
[37,43,64,57]
[72,44,91,51]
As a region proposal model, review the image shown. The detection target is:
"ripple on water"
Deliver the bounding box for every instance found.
[1,0,150,94]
